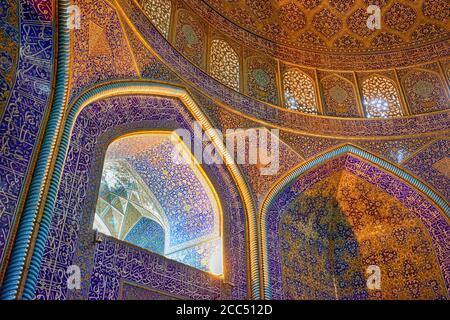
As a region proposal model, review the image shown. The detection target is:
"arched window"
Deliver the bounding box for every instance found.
[362,75,403,118]
[94,133,223,275]
[142,0,171,38]
[283,69,318,114]
[210,39,240,91]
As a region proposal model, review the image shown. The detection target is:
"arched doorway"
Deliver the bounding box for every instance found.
[28,83,258,300]
[260,145,449,300]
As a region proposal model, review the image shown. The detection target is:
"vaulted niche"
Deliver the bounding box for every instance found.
[265,155,448,300]
[93,132,223,275]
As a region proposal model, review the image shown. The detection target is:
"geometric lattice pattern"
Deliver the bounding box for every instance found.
[201,0,450,53]
[142,0,172,38]
[362,75,403,118]
[283,69,318,114]
[210,39,240,90]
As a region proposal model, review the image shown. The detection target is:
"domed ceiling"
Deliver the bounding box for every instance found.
[202,0,450,53]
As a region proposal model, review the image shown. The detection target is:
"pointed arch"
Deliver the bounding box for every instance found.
[245,55,279,105]
[19,81,259,300]
[361,74,403,118]
[259,144,449,299]
[282,68,318,114]
[174,8,207,68]
[319,73,360,117]
[95,131,224,272]
[400,67,449,114]
[210,39,240,91]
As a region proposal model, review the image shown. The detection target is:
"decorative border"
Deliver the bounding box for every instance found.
[0,0,59,299]
[22,81,260,299]
[259,144,450,299]
[2,0,447,300]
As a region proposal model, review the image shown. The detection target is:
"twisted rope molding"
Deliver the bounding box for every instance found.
[21,81,260,299]
[258,144,450,299]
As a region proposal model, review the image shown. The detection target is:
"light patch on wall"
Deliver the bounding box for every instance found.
[94,132,223,275]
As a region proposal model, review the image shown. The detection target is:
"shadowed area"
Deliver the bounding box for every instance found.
[268,157,448,300]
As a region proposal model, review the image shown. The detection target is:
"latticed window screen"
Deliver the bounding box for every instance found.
[142,0,171,38]
[362,75,403,118]
[283,69,318,114]
[210,39,240,91]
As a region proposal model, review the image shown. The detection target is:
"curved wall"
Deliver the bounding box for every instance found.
[0,0,54,277]
[35,95,249,300]
[262,151,449,299]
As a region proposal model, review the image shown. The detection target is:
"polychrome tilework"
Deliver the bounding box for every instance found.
[35,95,248,300]
[107,136,219,248]
[399,68,449,114]
[119,0,449,138]
[0,0,54,269]
[231,128,303,202]
[166,238,222,274]
[320,74,360,117]
[121,21,181,84]
[183,0,449,70]
[266,154,450,299]
[69,0,137,100]
[280,170,447,299]
[89,236,223,300]
[124,218,165,255]
[0,0,19,112]
[356,137,436,164]
[403,139,450,200]
[278,133,342,159]
[120,281,181,300]
[174,9,206,69]
[245,56,279,105]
